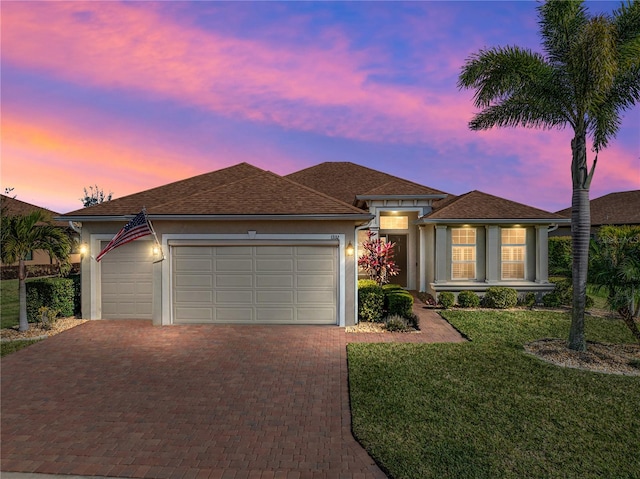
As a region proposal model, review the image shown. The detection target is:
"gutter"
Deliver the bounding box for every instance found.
[414,218,572,225]
[56,213,375,222]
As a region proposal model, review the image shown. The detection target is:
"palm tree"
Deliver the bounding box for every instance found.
[458,0,640,351]
[589,226,640,342]
[1,211,72,331]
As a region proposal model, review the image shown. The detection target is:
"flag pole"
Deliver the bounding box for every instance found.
[143,207,165,263]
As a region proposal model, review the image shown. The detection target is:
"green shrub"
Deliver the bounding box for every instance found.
[541,280,593,309]
[457,290,480,308]
[382,284,404,292]
[548,236,572,276]
[521,292,537,308]
[386,290,414,318]
[481,287,518,309]
[38,306,59,330]
[26,278,75,322]
[384,314,409,332]
[358,280,384,323]
[438,292,455,309]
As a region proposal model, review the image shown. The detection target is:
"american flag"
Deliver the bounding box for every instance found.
[95,211,153,262]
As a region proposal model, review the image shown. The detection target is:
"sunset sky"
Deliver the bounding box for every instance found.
[1,1,638,214]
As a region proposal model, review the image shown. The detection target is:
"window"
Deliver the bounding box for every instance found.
[25,251,33,261]
[380,216,408,230]
[452,228,476,279]
[502,228,526,279]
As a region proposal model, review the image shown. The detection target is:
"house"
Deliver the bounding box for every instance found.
[60,162,569,326]
[0,194,81,278]
[553,190,640,237]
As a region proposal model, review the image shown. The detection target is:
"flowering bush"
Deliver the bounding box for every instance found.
[358,231,399,285]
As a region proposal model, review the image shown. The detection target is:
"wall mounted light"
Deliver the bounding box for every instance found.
[79,243,89,257]
[346,241,355,256]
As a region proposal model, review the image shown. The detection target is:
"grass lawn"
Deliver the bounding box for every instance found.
[348,310,640,479]
[1,339,42,357]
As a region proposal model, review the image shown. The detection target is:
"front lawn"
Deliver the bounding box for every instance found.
[0,278,40,329]
[348,310,640,479]
[1,339,42,357]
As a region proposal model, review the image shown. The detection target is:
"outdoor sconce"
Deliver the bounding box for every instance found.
[346,241,354,256]
[152,244,161,256]
[79,243,89,257]
[152,244,165,263]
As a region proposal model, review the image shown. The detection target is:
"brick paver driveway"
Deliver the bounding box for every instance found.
[2,321,389,479]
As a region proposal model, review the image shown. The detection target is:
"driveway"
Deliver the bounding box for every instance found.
[2,321,389,478]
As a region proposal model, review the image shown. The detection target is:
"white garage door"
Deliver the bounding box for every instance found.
[172,245,337,324]
[100,240,153,319]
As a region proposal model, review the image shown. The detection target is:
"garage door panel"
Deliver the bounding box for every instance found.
[216,275,253,288]
[174,259,212,272]
[173,245,337,324]
[256,259,294,272]
[216,308,254,322]
[216,259,252,272]
[175,290,213,303]
[256,274,294,288]
[215,290,253,304]
[297,274,334,288]
[298,259,334,272]
[256,291,294,304]
[297,290,335,304]
[256,308,295,322]
[175,307,213,322]
[175,274,213,287]
[101,241,153,320]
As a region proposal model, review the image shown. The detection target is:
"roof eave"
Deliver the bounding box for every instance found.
[415,218,572,225]
[57,213,375,222]
[356,194,448,201]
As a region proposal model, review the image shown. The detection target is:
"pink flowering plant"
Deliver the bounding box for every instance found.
[358,231,399,285]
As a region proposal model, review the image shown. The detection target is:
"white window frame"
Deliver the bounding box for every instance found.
[501,228,526,280]
[451,228,476,280]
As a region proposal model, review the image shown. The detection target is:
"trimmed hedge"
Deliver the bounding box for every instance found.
[26,278,75,322]
[548,236,572,276]
[481,287,518,309]
[457,290,480,308]
[438,291,455,309]
[386,290,414,318]
[358,279,384,323]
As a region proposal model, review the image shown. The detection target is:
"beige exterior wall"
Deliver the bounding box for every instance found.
[80,219,361,326]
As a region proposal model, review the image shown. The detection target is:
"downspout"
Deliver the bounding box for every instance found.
[547,224,559,234]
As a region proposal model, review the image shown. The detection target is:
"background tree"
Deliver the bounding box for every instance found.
[80,185,112,207]
[589,225,640,342]
[458,0,640,351]
[1,211,72,331]
[358,231,399,285]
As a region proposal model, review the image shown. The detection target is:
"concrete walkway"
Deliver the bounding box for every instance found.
[1,311,463,479]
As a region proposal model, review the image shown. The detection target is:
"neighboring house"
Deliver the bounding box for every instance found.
[60,162,569,326]
[0,195,80,276]
[553,190,640,236]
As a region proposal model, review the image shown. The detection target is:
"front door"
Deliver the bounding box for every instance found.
[387,234,407,287]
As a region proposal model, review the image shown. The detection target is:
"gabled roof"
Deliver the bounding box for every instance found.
[0,195,67,227]
[421,190,568,222]
[556,190,640,226]
[286,162,449,205]
[64,163,263,216]
[61,163,368,218]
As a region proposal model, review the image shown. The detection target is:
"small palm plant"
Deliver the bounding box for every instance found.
[1,211,72,331]
[589,226,640,342]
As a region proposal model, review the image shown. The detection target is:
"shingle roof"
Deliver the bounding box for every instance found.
[0,195,67,227]
[556,190,640,226]
[148,170,367,215]
[63,163,264,216]
[62,163,367,217]
[424,190,567,220]
[286,162,449,205]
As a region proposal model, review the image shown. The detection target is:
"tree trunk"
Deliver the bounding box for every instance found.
[568,131,594,352]
[18,259,29,332]
[618,306,640,343]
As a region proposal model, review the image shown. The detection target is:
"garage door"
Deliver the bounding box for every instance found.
[172,245,337,324]
[100,240,153,319]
